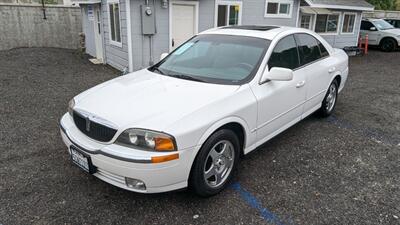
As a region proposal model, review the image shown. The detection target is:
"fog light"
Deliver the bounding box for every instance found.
[125,177,146,190]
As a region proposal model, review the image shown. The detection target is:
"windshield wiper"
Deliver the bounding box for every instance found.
[151,67,165,75]
[151,67,205,82]
[169,74,205,82]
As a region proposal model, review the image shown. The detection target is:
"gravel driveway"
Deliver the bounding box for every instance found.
[0,48,399,225]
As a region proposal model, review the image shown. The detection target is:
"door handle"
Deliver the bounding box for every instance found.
[172,38,175,47]
[328,67,336,73]
[296,80,306,88]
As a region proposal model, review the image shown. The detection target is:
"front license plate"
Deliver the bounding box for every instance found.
[70,146,96,174]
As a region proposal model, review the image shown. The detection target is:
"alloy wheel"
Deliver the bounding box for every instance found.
[203,140,235,188]
[325,83,337,113]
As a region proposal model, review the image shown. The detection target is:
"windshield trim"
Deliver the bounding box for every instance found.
[149,34,271,85]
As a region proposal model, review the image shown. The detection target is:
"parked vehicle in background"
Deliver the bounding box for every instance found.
[360,18,400,52]
[384,18,400,28]
[60,26,349,196]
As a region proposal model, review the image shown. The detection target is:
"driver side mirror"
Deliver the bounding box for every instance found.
[160,53,169,60]
[260,67,294,84]
[370,27,377,31]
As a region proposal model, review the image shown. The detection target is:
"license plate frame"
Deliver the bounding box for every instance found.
[70,145,97,174]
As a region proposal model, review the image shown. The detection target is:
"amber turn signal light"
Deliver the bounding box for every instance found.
[151,153,179,163]
[155,137,175,151]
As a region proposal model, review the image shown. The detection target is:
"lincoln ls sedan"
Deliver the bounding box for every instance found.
[60,26,349,196]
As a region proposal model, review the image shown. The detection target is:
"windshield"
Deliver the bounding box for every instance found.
[149,34,271,85]
[372,19,394,30]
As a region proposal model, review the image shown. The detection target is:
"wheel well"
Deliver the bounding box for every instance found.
[217,122,245,156]
[188,122,246,186]
[334,75,341,88]
[379,37,397,46]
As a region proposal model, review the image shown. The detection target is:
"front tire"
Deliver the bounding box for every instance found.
[318,80,338,117]
[380,38,397,52]
[190,129,240,197]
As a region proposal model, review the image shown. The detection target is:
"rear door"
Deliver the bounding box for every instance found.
[294,33,336,117]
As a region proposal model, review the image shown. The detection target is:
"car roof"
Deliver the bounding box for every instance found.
[363,18,385,22]
[199,25,309,40]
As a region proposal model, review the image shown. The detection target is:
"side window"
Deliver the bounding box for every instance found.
[361,21,374,30]
[295,34,322,66]
[386,20,396,26]
[108,0,122,46]
[268,35,299,70]
[318,42,329,58]
[216,3,242,26]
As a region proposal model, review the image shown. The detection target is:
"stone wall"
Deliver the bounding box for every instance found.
[363,10,400,19]
[0,0,64,5]
[0,4,81,50]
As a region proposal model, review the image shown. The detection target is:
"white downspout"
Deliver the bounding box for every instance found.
[126,0,133,72]
[295,0,300,27]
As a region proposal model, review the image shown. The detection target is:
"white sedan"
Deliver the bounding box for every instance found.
[60,26,348,196]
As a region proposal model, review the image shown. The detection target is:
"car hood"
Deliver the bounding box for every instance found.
[382,28,400,36]
[74,69,240,131]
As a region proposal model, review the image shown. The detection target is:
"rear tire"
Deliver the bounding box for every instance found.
[318,80,338,117]
[380,38,397,52]
[190,129,240,197]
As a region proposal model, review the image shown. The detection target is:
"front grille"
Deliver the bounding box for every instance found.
[73,111,117,142]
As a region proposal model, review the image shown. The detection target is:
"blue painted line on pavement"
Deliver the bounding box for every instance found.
[230,182,292,225]
[327,115,399,146]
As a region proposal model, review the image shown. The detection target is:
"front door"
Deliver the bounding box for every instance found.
[251,35,307,143]
[360,20,380,45]
[94,5,104,61]
[170,1,198,51]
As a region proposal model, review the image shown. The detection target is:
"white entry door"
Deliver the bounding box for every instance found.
[94,4,104,61]
[170,1,198,50]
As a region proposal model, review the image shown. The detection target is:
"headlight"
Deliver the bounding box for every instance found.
[115,129,177,151]
[68,99,75,116]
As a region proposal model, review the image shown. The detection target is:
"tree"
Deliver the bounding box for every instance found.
[367,0,397,10]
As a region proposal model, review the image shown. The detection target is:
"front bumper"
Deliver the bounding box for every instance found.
[59,113,196,193]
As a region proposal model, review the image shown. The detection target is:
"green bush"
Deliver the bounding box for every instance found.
[367,0,397,10]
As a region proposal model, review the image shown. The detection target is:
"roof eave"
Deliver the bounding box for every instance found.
[304,0,375,11]
[72,0,101,4]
